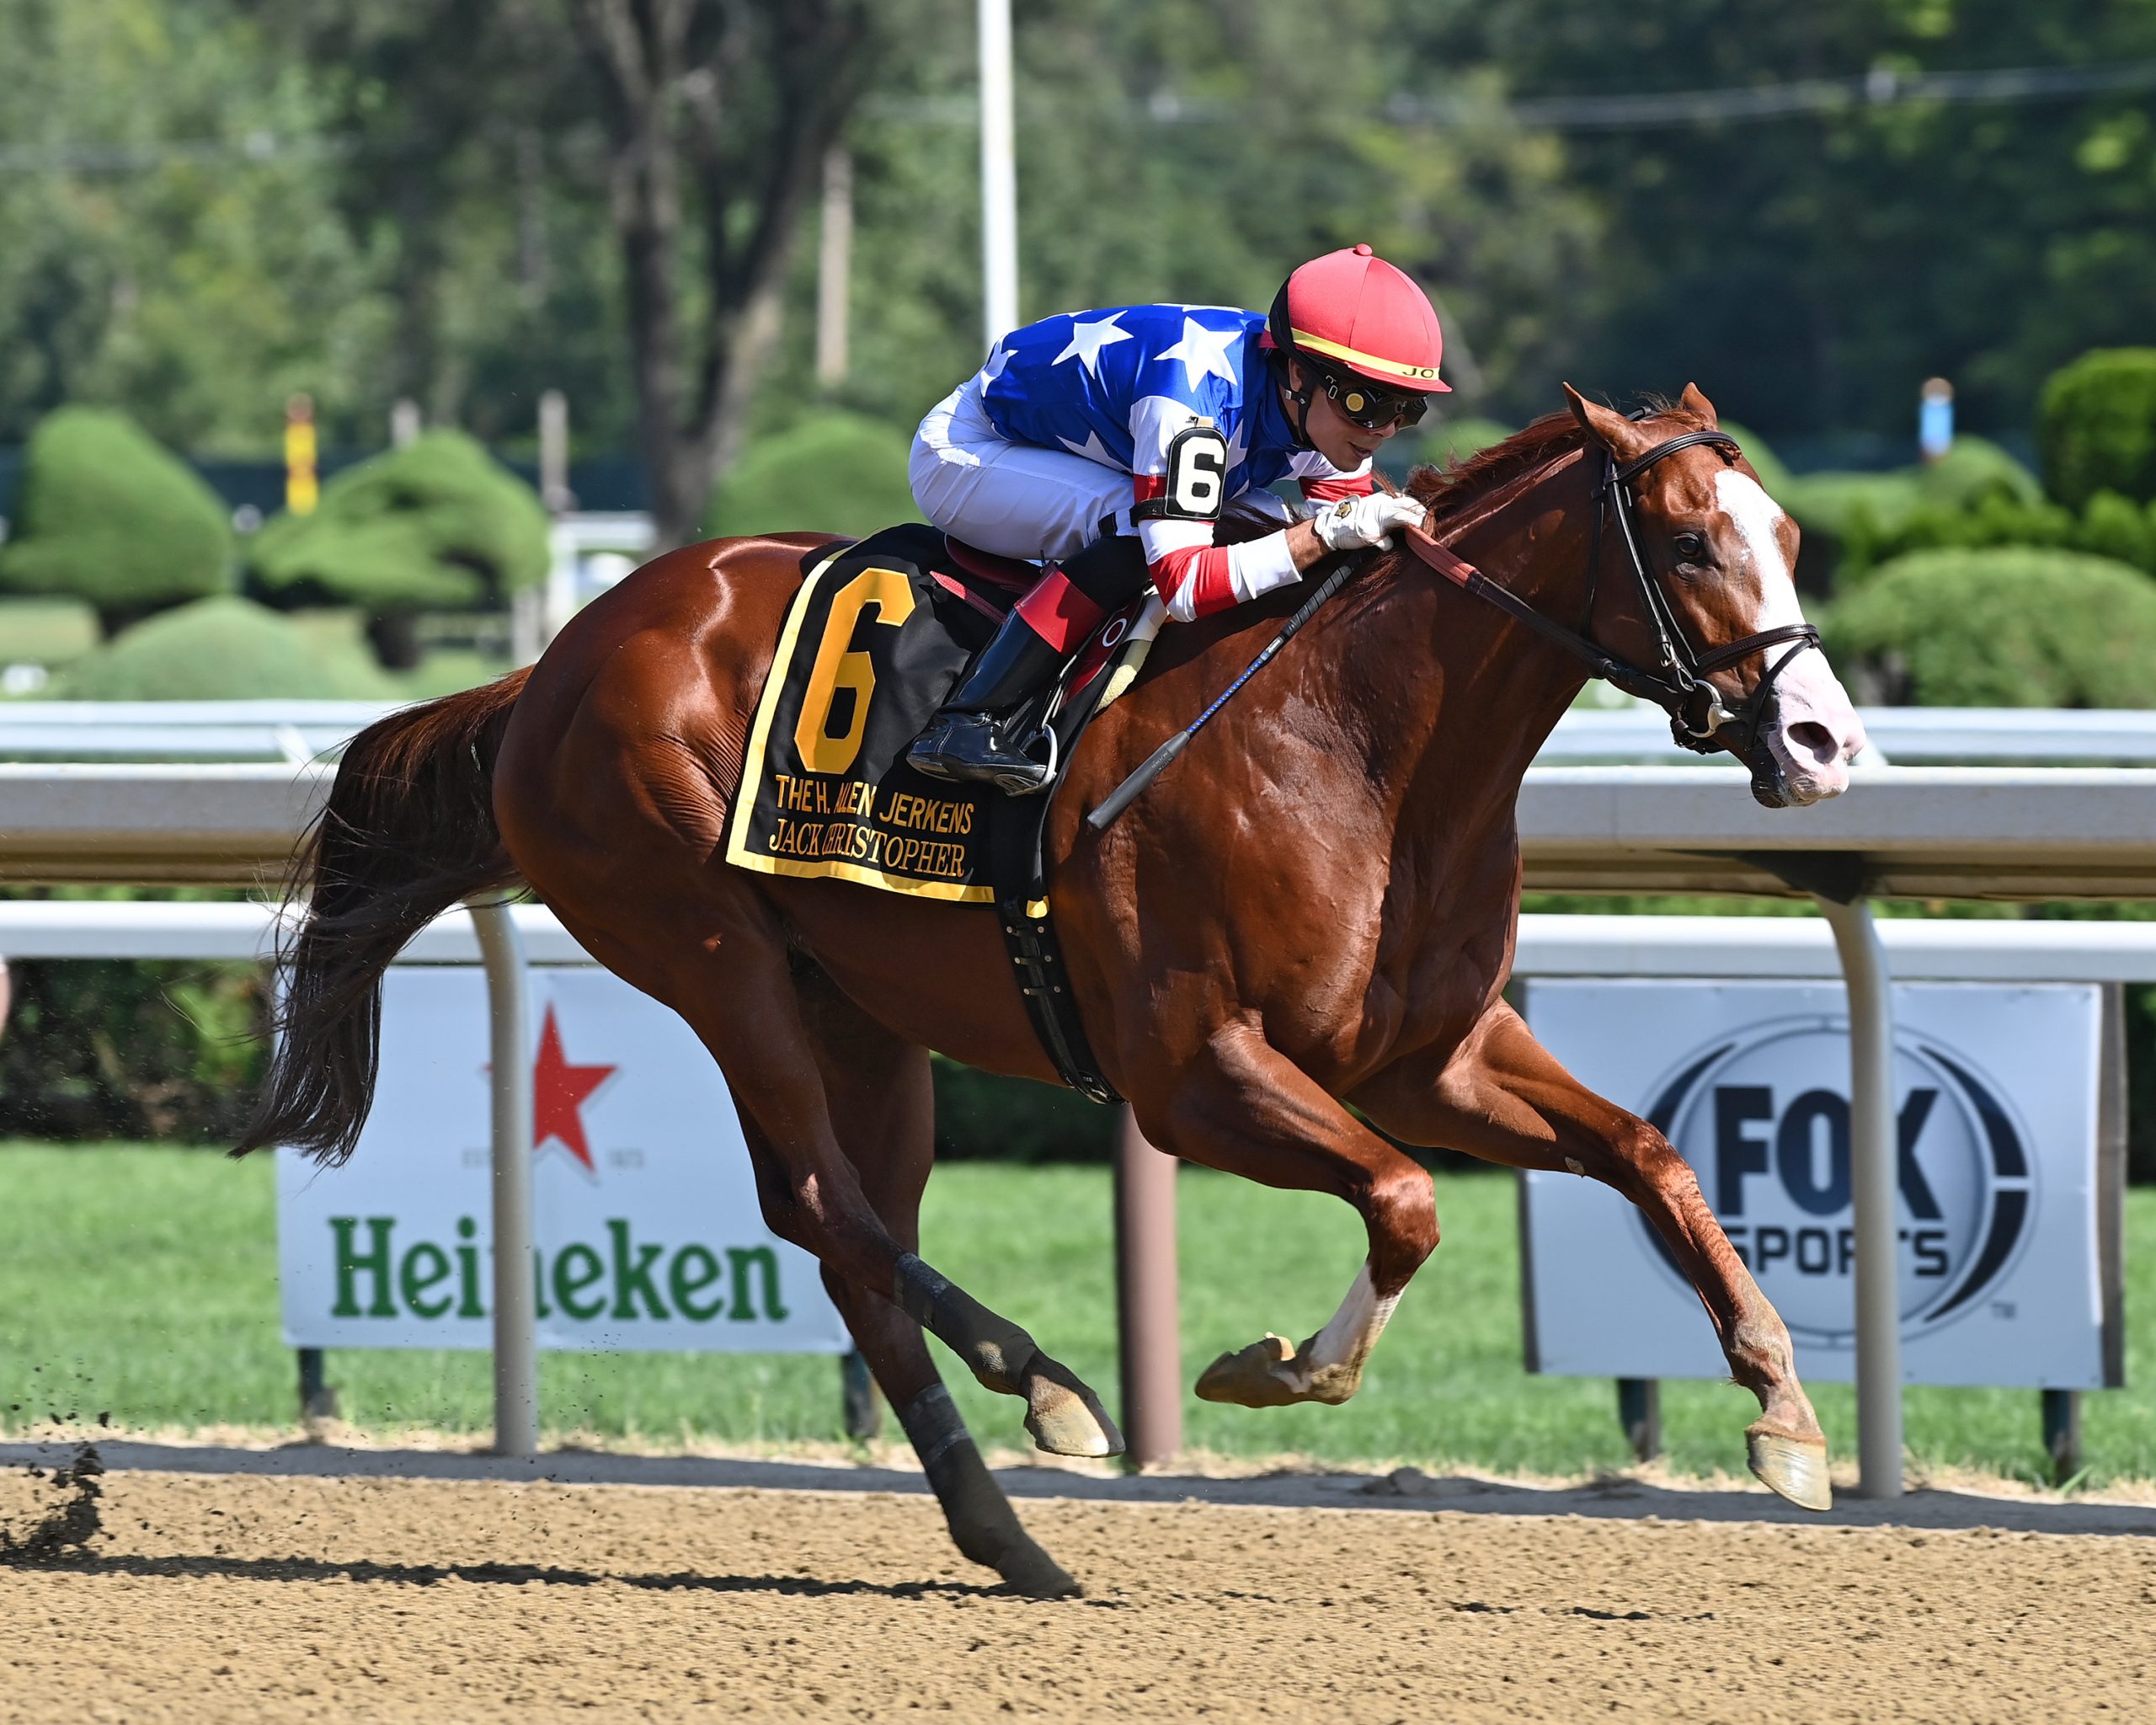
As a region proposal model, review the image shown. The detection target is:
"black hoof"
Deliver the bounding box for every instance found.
[993,1537,1082,1599]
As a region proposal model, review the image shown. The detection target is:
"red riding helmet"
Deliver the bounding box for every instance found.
[1264,244,1450,393]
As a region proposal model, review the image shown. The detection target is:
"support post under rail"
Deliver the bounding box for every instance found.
[1114,1107,1182,1469]
[470,898,538,1459]
[1814,893,1902,1498]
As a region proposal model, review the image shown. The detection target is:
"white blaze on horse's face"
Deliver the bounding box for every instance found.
[1711,469,1868,805]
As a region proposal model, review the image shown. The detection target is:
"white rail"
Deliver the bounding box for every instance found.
[6,761,2156,1498]
[1541,705,2156,765]
[12,760,2156,898]
[13,899,2156,981]
[8,699,2156,767]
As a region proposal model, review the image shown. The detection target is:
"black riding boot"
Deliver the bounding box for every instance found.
[907,609,1065,794]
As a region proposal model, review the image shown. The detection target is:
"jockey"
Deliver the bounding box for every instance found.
[906,243,1450,793]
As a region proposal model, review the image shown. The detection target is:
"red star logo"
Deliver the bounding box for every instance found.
[531,1003,615,1172]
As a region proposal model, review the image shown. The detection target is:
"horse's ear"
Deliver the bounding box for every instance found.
[1562,384,1657,461]
[1678,382,1720,426]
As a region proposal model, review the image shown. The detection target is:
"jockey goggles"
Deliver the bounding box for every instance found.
[1309,362,1428,431]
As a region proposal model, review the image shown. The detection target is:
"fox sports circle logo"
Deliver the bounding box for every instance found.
[1639,1015,2035,1344]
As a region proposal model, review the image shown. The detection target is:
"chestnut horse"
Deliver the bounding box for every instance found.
[241,385,1867,1597]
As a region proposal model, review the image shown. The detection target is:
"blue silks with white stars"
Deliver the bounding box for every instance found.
[977,304,1350,499]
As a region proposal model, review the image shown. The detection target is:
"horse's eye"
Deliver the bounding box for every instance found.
[1673,532,1706,563]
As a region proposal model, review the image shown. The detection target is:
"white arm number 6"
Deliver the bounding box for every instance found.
[1162,425,1228,521]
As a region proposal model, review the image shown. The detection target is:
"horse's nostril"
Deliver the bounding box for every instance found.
[1785,720,1838,766]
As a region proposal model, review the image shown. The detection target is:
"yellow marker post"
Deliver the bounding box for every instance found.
[284,393,319,515]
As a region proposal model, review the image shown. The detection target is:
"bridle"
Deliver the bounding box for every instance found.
[1406,425,1820,792]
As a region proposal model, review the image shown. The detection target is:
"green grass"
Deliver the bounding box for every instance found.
[3,1142,2153,1487]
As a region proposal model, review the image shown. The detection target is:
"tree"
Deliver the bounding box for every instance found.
[571,0,886,546]
[0,0,392,451]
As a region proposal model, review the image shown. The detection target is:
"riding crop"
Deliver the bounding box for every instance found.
[1086,553,1361,832]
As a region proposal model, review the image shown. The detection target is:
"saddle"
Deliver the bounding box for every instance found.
[723,523,1155,1103]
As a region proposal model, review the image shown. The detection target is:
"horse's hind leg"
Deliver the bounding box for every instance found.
[572,891,1122,1462]
[1355,1001,1831,1512]
[789,971,1078,1597]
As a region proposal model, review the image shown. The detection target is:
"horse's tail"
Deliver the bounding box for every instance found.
[234,670,531,1165]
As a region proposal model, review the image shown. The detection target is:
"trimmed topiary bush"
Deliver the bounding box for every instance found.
[704,411,920,540]
[1823,547,2156,708]
[1919,435,2043,510]
[247,429,550,666]
[0,407,232,635]
[56,595,395,700]
[2041,349,2156,510]
[1783,437,2047,592]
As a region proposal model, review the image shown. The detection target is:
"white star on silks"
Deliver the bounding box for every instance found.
[1052,312,1132,376]
[979,339,1013,386]
[1154,316,1241,391]
[1057,429,1119,467]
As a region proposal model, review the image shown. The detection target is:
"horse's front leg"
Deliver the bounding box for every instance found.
[1132,1021,1438,1408]
[1354,1000,1832,1512]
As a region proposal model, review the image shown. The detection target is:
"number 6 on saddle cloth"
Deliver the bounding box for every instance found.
[722,521,1154,1097]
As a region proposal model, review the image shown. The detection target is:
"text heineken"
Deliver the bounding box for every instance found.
[328,1215,791,1324]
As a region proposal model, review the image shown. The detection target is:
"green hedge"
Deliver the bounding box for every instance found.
[1828,489,2156,585]
[1823,546,2156,707]
[932,1059,1116,1162]
[1780,436,2045,590]
[703,411,920,541]
[0,408,232,631]
[56,595,394,700]
[2041,348,2156,510]
[247,429,550,612]
[0,950,265,1142]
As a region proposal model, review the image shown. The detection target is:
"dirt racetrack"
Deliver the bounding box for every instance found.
[4,1448,2156,1723]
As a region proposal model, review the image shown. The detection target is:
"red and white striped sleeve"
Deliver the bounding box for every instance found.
[1127,396,1301,623]
[1135,514,1299,624]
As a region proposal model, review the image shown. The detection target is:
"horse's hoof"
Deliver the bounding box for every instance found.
[1023,1367,1124,1458]
[1194,1333,1304,1408]
[994,1537,1083,1599]
[1748,1429,1833,1512]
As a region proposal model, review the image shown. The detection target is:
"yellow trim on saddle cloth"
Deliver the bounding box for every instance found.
[723,549,999,904]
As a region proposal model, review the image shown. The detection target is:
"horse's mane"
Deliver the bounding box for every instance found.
[1406,411,1587,519]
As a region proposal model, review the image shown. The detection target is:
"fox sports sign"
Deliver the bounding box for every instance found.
[1520,980,2119,1390]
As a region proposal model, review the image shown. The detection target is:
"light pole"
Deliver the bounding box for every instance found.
[977,0,1018,350]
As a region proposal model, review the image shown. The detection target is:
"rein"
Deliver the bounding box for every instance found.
[1409,427,1818,766]
[1086,424,1819,831]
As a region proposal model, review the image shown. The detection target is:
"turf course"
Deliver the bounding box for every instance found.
[5,1140,2154,1485]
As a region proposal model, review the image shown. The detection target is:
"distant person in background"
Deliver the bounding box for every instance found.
[907,244,1450,793]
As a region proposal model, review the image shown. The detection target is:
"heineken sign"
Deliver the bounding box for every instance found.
[277,967,849,1354]
[1519,980,2121,1390]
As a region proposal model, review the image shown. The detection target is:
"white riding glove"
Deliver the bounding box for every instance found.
[1311,490,1428,553]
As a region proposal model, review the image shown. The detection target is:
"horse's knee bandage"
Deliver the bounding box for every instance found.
[893,1252,950,1327]
[897,1384,975,1473]
[894,1252,1038,1391]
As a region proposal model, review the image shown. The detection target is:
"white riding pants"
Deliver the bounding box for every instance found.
[910,379,1130,561]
